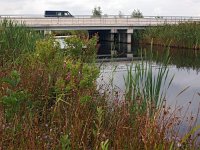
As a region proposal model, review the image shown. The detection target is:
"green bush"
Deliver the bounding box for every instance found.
[64,35,98,62]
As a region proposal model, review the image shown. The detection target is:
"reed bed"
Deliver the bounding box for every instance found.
[142,22,200,49]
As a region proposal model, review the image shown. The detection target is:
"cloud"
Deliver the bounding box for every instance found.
[0,0,200,16]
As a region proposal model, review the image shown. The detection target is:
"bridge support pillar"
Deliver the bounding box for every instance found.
[127,44,133,58]
[126,28,133,58]
[110,28,118,57]
[127,28,133,44]
[110,28,118,42]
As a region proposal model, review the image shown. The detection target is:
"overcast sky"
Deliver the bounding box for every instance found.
[0,0,200,16]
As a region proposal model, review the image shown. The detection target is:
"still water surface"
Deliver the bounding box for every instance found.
[97,43,200,125]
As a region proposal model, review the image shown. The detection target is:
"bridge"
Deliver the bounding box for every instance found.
[0,15,199,30]
[1,15,199,57]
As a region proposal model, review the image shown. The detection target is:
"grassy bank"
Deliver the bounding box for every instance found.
[142,23,200,49]
[0,20,200,149]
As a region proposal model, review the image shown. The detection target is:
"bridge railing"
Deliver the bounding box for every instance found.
[0,15,200,27]
[1,14,200,19]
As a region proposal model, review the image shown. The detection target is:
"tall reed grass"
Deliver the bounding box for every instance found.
[124,44,174,115]
[0,19,43,65]
[142,22,200,49]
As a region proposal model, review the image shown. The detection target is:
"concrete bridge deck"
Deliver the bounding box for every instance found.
[0,15,200,30]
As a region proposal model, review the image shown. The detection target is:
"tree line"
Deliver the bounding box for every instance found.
[92,6,143,18]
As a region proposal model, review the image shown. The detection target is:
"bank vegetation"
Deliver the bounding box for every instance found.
[142,22,200,50]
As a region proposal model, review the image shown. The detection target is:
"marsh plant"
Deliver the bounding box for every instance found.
[124,46,173,115]
[142,22,200,49]
[0,19,43,65]
[0,22,200,149]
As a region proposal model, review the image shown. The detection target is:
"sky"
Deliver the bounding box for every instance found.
[0,0,200,16]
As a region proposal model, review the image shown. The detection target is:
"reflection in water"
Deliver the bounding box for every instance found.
[98,61,200,128]
[140,45,200,71]
[98,41,200,70]
[98,42,200,107]
[97,41,140,58]
[98,62,200,107]
[97,43,200,127]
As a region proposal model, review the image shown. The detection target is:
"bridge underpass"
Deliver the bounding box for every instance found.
[88,28,139,58]
[43,28,136,58]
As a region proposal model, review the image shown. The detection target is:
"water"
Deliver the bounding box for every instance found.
[97,43,200,127]
[98,62,200,110]
[57,38,200,113]
[97,41,140,58]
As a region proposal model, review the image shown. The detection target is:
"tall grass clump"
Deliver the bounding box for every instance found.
[0,19,43,65]
[142,22,200,49]
[124,43,173,115]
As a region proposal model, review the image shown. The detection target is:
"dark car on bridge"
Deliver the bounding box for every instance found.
[44,11,73,17]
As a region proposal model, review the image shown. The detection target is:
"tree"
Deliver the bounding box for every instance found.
[131,9,143,18]
[92,6,102,17]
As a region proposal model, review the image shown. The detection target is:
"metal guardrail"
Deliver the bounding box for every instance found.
[1,14,200,19]
[0,15,200,27]
[1,15,200,19]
